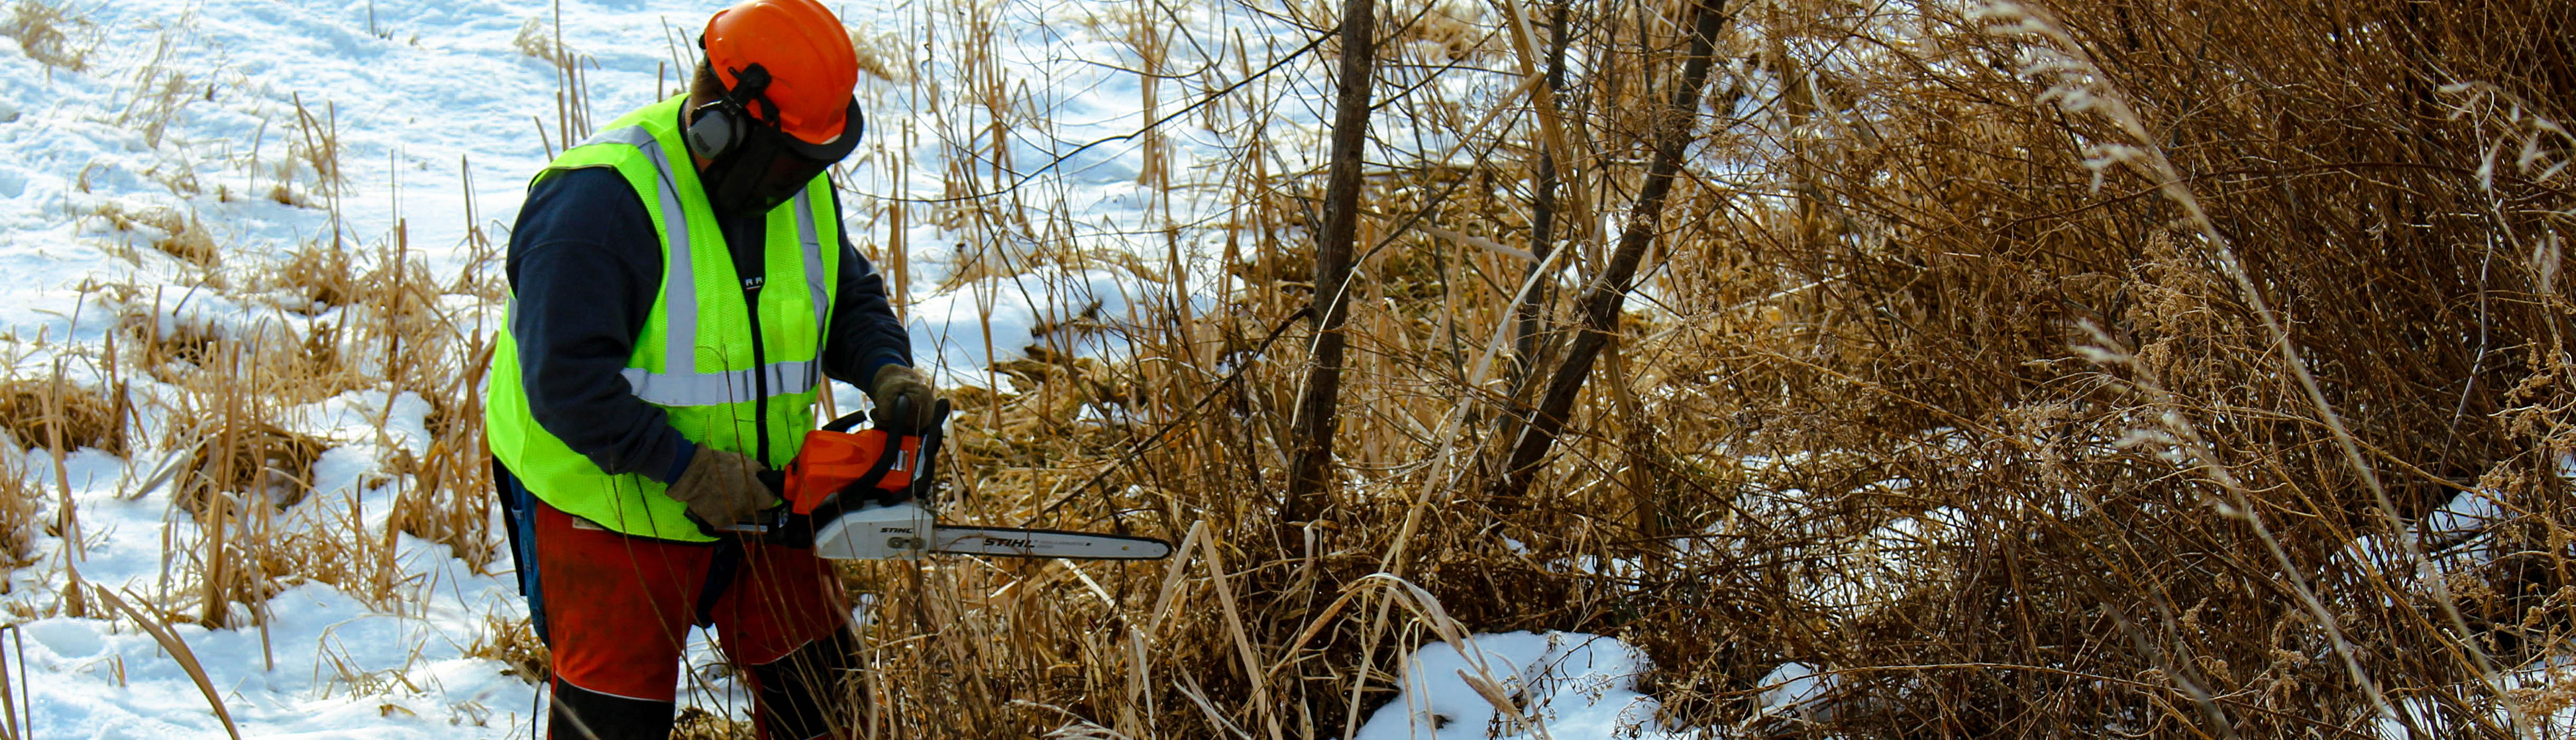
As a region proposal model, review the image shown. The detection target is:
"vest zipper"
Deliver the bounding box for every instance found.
[727,211,774,468]
[742,278,771,466]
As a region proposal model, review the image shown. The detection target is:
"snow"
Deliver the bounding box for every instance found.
[1354,631,1682,740]
[1750,661,1831,723]
[2339,486,2522,599]
[0,1,861,732]
[14,582,531,737]
[2,381,546,737]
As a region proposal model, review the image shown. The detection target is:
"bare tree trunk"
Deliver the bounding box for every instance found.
[1496,0,1728,502]
[1282,0,1379,523]
[1508,0,1575,386]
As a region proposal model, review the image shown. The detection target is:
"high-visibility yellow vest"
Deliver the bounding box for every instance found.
[485,95,841,542]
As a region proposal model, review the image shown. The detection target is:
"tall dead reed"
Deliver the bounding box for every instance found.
[0,452,34,573]
[67,150,506,630]
[821,0,2576,737]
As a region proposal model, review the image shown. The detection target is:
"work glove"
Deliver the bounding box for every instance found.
[870,364,941,434]
[665,445,779,529]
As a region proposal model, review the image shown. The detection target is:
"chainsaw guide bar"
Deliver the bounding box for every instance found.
[804,501,1171,560]
[722,399,1174,562]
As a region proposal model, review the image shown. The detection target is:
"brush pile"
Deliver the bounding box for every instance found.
[845,0,2576,737]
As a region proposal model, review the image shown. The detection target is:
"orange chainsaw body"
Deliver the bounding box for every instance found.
[780,428,919,515]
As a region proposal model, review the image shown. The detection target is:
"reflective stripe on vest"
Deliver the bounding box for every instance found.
[576,125,834,407]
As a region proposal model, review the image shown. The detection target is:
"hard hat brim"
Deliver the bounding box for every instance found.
[777,101,864,162]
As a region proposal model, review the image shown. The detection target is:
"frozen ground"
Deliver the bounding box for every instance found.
[0,0,1686,737]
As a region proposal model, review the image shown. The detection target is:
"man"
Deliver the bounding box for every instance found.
[484,1,937,737]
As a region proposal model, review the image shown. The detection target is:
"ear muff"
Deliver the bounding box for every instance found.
[684,105,741,159]
[682,62,773,160]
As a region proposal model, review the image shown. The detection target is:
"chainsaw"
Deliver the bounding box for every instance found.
[702,397,1171,562]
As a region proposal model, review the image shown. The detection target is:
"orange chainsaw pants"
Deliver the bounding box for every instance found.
[531,499,858,739]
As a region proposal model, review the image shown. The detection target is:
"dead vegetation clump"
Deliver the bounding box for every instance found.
[669,707,757,740]
[110,304,221,374]
[118,311,355,405]
[254,240,360,313]
[465,614,549,684]
[262,95,341,209]
[806,0,2576,737]
[846,26,906,84]
[511,16,571,67]
[1,0,90,72]
[0,452,37,570]
[91,203,220,271]
[0,378,127,457]
[168,419,324,517]
[1556,0,2576,734]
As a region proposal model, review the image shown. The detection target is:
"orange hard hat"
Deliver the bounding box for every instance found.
[702,0,858,145]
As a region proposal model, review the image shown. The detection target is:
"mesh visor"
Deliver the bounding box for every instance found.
[708,101,865,216]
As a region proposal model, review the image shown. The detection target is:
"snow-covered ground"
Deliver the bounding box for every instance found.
[0,0,1690,737]
[1356,631,1680,740]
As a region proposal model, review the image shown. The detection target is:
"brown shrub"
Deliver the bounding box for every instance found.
[669,708,757,740]
[1,0,89,71]
[0,452,37,570]
[823,0,2576,737]
[464,614,549,685]
[0,378,127,456]
[171,419,325,517]
[92,203,219,271]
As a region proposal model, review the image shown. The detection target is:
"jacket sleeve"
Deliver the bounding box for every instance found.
[820,186,916,387]
[506,168,696,484]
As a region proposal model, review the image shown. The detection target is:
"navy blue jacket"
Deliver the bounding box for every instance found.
[506,167,910,484]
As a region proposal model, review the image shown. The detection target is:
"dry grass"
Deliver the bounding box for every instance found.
[91,203,220,272]
[0,378,127,457]
[516,11,594,154]
[259,240,360,313]
[28,121,504,640]
[0,452,37,571]
[267,95,339,208]
[669,707,758,739]
[464,614,549,684]
[113,18,195,150]
[168,419,324,517]
[809,0,2576,737]
[511,16,571,68]
[1,0,90,72]
[847,26,907,84]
